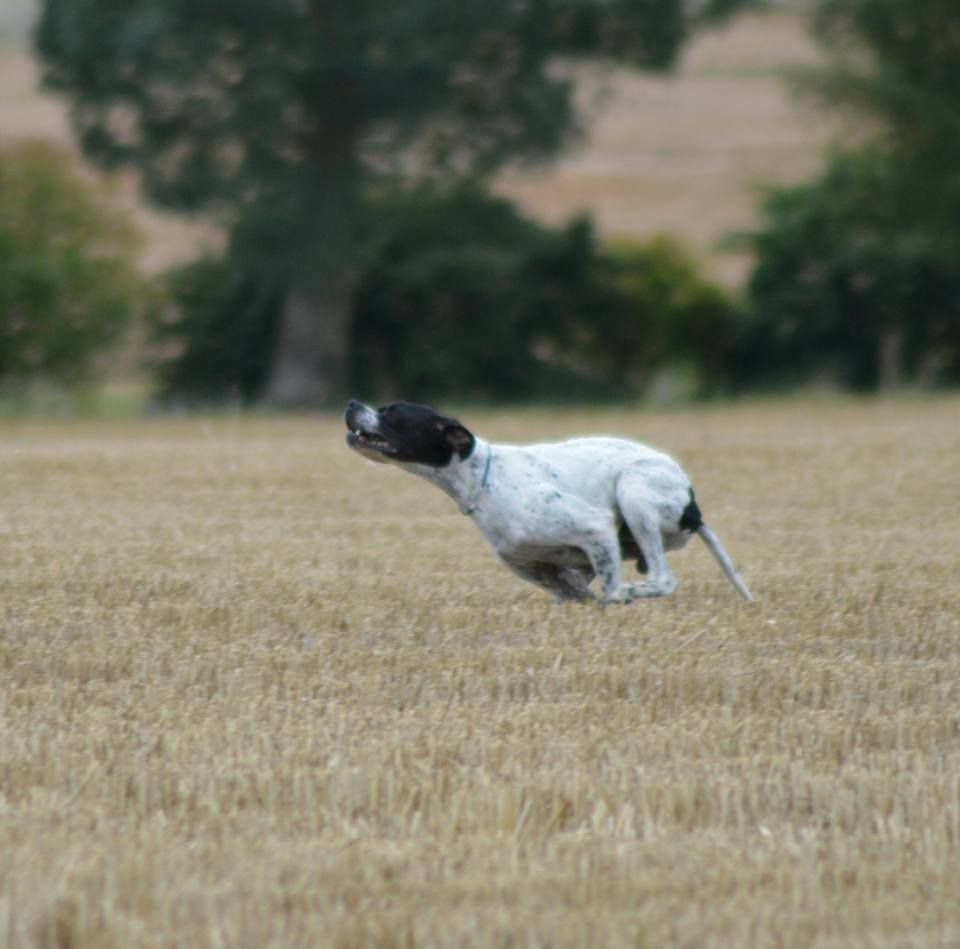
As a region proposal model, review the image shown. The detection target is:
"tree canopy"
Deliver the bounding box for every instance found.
[804,0,960,236]
[37,0,755,203]
[156,188,738,405]
[36,0,756,405]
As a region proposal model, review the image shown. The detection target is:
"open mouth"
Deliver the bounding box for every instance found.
[346,428,397,457]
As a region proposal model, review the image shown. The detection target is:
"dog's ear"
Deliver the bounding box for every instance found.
[438,419,475,460]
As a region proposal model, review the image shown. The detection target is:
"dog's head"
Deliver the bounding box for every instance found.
[344,400,475,468]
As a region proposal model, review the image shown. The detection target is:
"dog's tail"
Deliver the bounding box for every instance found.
[696,524,754,601]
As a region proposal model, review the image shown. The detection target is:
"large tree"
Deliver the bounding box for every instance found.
[37,0,752,406]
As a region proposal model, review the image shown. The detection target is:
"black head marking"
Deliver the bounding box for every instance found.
[345,399,475,467]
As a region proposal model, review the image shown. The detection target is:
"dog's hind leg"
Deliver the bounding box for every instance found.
[614,474,678,599]
[576,532,649,604]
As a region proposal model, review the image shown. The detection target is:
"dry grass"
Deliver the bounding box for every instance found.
[1,398,959,947]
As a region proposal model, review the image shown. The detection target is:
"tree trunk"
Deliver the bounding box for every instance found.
[877,325,903,391]
[259,135,359,408]
[264,279,353,408]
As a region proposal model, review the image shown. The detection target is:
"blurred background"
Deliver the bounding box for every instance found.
[1,0,958,414]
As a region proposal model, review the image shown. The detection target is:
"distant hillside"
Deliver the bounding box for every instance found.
[1,8,832,284]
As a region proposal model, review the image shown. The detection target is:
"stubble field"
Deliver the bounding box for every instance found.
[1,399,959,947]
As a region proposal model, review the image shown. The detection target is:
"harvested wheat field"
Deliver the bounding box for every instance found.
[1,398,959,947]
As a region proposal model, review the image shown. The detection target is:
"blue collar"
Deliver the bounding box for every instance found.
[460,444,492,516]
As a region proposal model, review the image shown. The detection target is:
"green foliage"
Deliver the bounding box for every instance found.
[740,0,960,391]
[153,256,282,405]
[604,236,741,395]
[803,0,960,235]
[157,189,738,404]
[350,189,619,402]
[349,191,739,401]
[737,149,960,390]
[0,142,147,386]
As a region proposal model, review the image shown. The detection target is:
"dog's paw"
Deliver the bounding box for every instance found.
[627,577,677,598]
[601,585,640,605]
[603,578,676,603]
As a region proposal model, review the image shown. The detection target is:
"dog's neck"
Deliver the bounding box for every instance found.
[410,437,493,516]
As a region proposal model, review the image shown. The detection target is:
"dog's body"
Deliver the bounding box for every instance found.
[345,400,752,603]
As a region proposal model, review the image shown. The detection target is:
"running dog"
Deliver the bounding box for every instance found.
[345,399,753,603]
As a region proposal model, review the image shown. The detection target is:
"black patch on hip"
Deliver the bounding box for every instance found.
[679,490,703,532]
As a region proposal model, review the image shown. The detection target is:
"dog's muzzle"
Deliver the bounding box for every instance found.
[345,400,396,461]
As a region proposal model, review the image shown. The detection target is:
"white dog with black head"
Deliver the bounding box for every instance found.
[345,399,752,604]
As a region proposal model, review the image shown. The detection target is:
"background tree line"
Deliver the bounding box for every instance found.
[736,0,960,390]
[3,0,959,405]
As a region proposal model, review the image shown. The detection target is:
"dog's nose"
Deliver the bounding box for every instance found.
[345,399,363,420]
